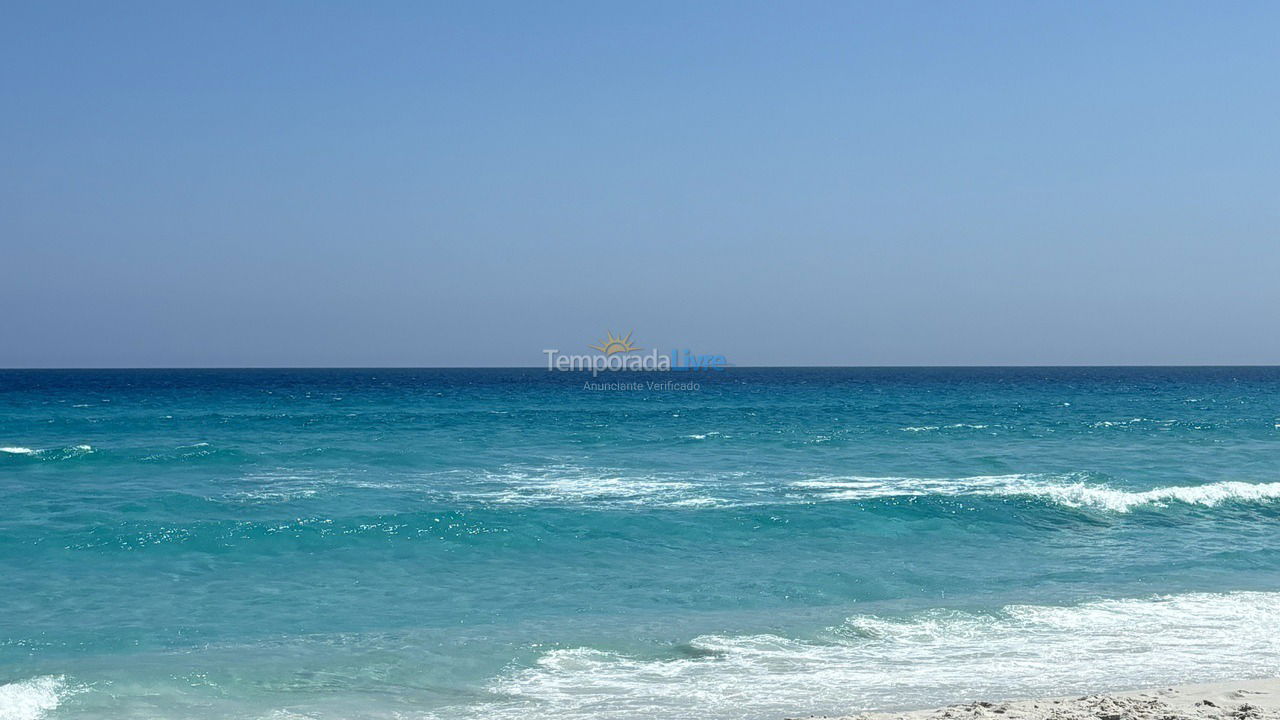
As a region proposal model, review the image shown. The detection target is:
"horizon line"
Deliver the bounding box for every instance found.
[3,364,1280,371]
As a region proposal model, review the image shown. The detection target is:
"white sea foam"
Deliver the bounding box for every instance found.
[233,486,322,503]
[433,592,1280,720]
[225,462,1280,514]
[791,475,1280,512]
[0,676,71,720]
[1015,479,1280,512]
[463,467,721,508]
[0,445,92,458]
[227,469,395,504]
[441,466,1280,513]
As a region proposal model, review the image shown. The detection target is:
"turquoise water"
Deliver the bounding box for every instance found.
[2,368,1280,720]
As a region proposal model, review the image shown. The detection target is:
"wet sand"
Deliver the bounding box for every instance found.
[795,678,1280,720]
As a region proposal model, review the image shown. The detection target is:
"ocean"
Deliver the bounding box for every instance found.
[2,367,1279,720]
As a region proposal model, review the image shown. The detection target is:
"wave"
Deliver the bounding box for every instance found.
[0,676,72,720]
[0,444,94,461]
[448,466,747,509]
[3,442,257,466]
[792,475,1280,512]
[140,442,217,463]
[435,592,1280,720]
[223,468,402,504]
[443,465,1280,514]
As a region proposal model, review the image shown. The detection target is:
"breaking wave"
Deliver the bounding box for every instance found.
[0,444,94,461]
[440,592,1280,720]
[792,475,1280,512]
[442,465,1280,514]
[0,676,73,720]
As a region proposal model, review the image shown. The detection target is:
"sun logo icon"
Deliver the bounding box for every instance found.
[590,331,641,355]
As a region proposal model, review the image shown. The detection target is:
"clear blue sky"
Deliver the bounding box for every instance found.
[3,1,1278,367]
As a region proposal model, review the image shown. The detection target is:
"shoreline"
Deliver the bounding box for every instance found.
[795,678,1280,720]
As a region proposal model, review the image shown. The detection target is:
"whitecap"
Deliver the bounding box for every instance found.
[0,445,93,459]
[0,676,71,720]
[791,474,1280,513]
[685,431,721,440]
[1026,479,1280,512]
[453,465,733,509]
[434,591,1280,720]
[225,469,398,504]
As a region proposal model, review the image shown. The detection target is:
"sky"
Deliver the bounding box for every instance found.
[2,1,1278,367]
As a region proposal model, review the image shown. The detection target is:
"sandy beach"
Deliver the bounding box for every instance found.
[796,679,1280,720]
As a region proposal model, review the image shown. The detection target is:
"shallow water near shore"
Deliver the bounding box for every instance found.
[3,367,1279,719]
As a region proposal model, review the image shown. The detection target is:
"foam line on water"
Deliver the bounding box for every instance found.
[793,475,1280,512]
[0,676,71,720]
[0,445,94,460]
[445,465,1280,513]
[436,591,1280,720]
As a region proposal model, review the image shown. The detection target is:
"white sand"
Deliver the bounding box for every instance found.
[792,678,1280,720]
